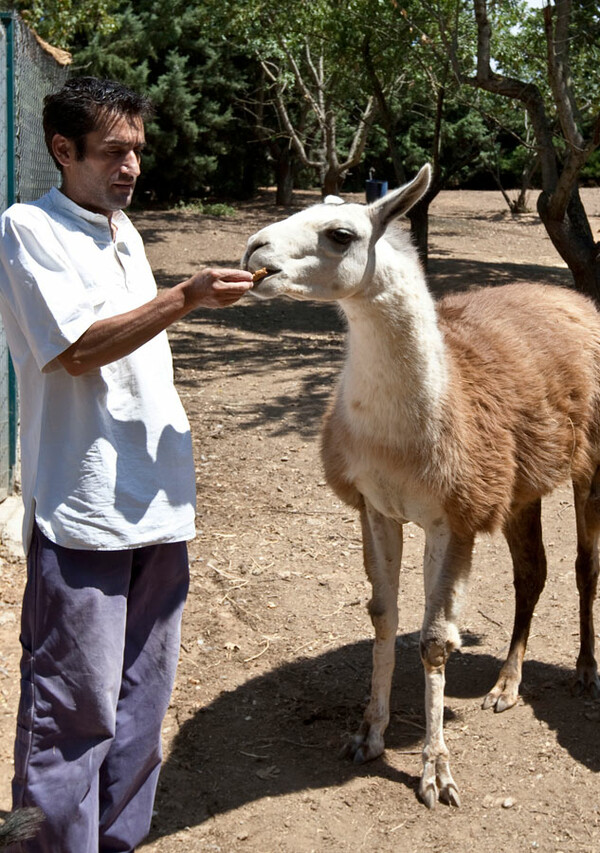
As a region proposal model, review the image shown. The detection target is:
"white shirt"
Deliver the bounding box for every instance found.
[0,187,196,551]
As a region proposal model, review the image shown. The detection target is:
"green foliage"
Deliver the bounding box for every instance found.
[492,0,600,116]
[174,200,237,217]
[13,0,600,201]
[580,149,600,185]
[70,1,254,201]
[14,0,119,49]
[200,0,386,192]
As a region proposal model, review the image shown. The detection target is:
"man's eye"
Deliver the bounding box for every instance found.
[328,228,355,245]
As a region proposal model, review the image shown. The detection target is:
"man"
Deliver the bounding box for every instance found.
[0,77,253,851]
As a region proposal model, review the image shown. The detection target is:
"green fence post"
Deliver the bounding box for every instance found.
[0,12,17,491]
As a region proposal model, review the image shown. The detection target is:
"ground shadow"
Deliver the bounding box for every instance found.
[427,256,572,295]
[161,256,573,442]
[167,298,345,440]
[173,297,344,347]
[155,255,574,370]
[145,634,599,844]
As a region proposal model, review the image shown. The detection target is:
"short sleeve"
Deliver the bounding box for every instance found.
[0,207,96,371]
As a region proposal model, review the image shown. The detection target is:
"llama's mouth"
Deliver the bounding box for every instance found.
[251,267,280,286]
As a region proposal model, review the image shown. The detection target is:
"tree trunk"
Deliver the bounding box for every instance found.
[537,187,600,301]
[464,0,600,302]
[362,36,407,187]
[512,154,539,214]
[322,167,342,197]
[406,184,441,270]
[407,199,430,270]
[275,147,295,206]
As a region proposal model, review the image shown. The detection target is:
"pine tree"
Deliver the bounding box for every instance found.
[72,0,260,201]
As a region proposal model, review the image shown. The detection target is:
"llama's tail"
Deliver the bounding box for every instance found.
[0,807,44,847]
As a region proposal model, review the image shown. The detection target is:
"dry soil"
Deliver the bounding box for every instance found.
[1,185,600,853]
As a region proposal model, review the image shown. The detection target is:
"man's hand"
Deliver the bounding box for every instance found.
[184,267,253,309]
[58,266,254,376]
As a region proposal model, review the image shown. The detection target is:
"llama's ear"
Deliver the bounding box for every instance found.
[324,195,345,205]
[369,164,431,232]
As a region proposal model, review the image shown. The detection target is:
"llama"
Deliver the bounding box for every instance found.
[242,164,600,808]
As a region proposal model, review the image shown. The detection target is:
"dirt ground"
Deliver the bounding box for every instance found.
[2,185,600,852]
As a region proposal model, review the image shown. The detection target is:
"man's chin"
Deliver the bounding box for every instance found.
[112,186,135,209]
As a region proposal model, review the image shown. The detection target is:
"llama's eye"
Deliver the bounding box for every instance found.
[328,228,355,246]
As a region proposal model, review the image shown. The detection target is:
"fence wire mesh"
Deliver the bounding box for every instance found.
[0,14,69,498]
[13,17,67,203]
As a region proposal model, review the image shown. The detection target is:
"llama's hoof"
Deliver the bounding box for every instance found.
[482,681,519,713]
[420,757,460,809]
[352,746,368,765]
[571,671,600,699]
[439,783,461,808]
[419,777,461,809]
[419,781,438,810]
[340,729,384,764]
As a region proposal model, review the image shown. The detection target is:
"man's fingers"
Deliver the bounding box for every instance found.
[207,267,253,284]
[185,267,254,309]
[213,280,253,293]
[209,279,253,307]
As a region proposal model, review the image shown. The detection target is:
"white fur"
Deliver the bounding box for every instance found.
[243,166,465,807]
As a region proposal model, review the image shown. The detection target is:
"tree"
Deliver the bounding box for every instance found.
[201,0,381,197]
[260,41,378,196]
[13,0,119,49]
[446,0,600,299]
[357,0,502,262]
[71,1,255,202]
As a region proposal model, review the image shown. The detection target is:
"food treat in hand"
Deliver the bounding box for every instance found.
[251,267,268,283]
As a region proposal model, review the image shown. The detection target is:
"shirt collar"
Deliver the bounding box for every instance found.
[48,186,128,230]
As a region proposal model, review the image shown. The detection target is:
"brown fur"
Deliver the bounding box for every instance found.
[322,283,600,538]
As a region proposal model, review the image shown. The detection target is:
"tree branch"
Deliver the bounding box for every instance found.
[279,40,326,131]
[466,0,559,193]
[339,97,378,171]
[544,0,585,153]
[259,58,321,170]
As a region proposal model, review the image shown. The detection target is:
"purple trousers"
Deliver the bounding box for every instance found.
[9,524,190,852]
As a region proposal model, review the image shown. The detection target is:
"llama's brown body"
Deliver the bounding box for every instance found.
[243,164,600,808]
[323,283,600,539]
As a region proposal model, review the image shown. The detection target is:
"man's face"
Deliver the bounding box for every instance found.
[54,111,146,217]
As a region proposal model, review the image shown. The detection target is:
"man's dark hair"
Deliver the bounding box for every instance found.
[43,77,153,169]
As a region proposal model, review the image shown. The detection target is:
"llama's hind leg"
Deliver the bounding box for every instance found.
[573,472,600,697]
[483,499,547,712]
[342,499,402,764]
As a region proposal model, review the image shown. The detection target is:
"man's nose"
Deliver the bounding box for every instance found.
[122,150,141,176]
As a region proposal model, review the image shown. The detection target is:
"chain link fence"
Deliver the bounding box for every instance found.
[0,12,69,498]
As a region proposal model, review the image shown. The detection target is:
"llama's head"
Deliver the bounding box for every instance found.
[242,164,431,302]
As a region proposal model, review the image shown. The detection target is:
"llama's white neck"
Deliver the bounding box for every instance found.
[339,260,450,450]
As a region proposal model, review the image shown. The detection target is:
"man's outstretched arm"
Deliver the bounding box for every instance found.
[58,267,253,376]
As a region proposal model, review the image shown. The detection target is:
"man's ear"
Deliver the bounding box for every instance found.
[51,134,76,169]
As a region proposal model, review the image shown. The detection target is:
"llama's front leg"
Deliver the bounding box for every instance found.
[419,524,473,809]
[342,499,402,764]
